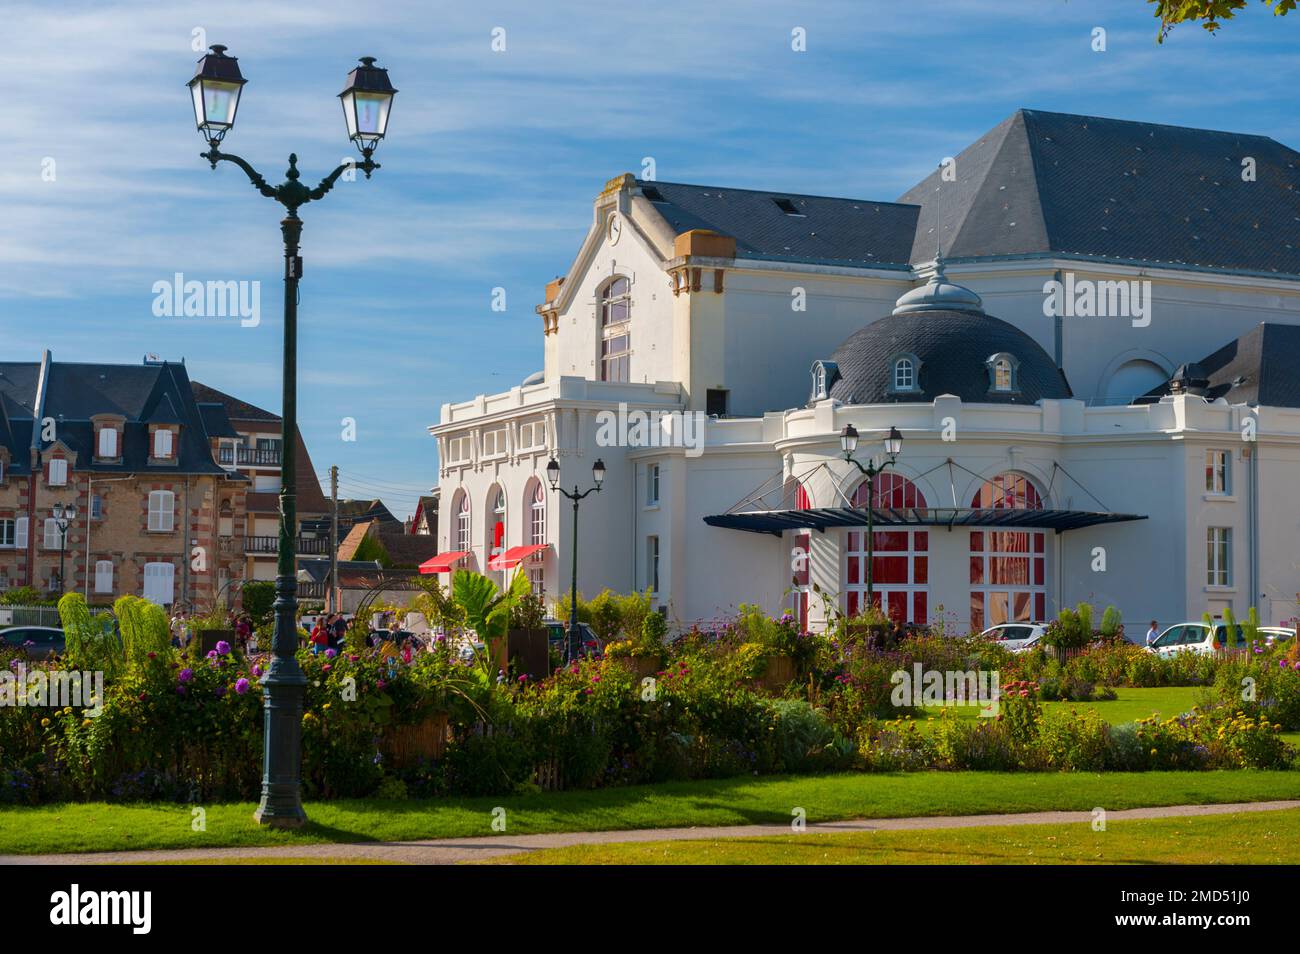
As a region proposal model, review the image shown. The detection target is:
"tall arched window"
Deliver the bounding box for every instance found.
[969,472,1046,631]
[599,276,631,382]
[783,478,813,630]
[846,472,929,624]
[454,491,471,553]
[487,486,506,569]
[526,479,546,594]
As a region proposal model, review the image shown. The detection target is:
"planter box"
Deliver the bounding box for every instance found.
[383,713,450,769]
[489,628,550,679]
[760,654,796,692]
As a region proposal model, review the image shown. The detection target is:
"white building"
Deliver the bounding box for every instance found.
[427,109,1300,634]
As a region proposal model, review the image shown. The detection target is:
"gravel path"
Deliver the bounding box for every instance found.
[4,799,1297,865]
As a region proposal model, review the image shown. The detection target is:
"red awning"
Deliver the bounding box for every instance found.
[418,550,470,575]
[488,543,550,571]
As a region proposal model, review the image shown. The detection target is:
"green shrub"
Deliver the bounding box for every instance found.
[768,699,836,773]
[1038,708,1113,771]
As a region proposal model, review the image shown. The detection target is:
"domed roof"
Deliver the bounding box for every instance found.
[825,270,1072,406]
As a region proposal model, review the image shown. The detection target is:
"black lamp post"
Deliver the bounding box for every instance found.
[841,425,904,611]
[186,45,397,828]
[546,457,605,663]
[51,503,78,597]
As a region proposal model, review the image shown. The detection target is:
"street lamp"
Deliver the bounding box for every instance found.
[51,503,78,597]
[186,45,397,828]
[841,425,904,611]
[546,457,605,663]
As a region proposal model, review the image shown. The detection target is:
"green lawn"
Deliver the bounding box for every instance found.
[489,808,1300,865]
[919,685,1203,726]
[918,685,1300,746]
[3,770,1298,856]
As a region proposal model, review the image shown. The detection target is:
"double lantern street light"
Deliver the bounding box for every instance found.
[840,424,904,611]
[187,44,397,828]
[546,457,606,664]
[51,503,78,597]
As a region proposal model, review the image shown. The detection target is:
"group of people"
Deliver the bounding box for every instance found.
[308,613,349,654]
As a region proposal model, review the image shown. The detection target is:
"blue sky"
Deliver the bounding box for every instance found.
[3,0,1297,518]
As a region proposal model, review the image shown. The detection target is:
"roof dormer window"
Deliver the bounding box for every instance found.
[98,427,118,458]
[886,353,922,395]
[986,353,1020,393]
[153,427,175,459]
[809,360,839,403]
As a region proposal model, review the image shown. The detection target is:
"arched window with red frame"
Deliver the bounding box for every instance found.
[785,477,812,631]
[968,472,1047,632]
[845,472,929,624]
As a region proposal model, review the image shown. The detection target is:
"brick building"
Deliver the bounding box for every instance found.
[0,352,326,610]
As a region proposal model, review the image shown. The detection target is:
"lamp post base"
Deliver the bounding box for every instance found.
[253,653,308,828]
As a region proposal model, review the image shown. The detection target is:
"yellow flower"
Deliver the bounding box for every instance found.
[322,702,331,710]
[82,719,93,728]
[40,718,50,727]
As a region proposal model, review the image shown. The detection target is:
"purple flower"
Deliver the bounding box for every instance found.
[234,678,251,695]
[251,664,262,678]
[215,641,231,656]
[178,668,194,683]
[214,686,226,697]
[207,650,218,659]
[324,648,337,659]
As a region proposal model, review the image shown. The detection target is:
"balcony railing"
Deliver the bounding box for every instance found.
[218,446,282,467]
[245,535,331,555]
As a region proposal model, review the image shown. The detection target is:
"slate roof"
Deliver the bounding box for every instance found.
[190,381,279,422]
[0,359,229,476]
[637,179,919,270]
[1140,323,1300,407]
[826,308,1072,406]
[188,381,329,514]
[197,402,240,439]
[898,109,1300,276]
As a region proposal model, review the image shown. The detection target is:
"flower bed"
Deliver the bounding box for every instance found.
[2,595,1297,805]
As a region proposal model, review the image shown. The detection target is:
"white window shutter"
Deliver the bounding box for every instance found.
[143,562,175,605]
[43,518,60,549]
[95,560,113,593]
[14,516,27,549]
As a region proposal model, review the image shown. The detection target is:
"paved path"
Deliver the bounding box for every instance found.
[5,799,1297,865]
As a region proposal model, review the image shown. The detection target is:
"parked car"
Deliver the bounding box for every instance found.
[1147,621,1246,658]
[979,622,1049,653]
[1259,626,1296,646]
[0,625,66,660]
